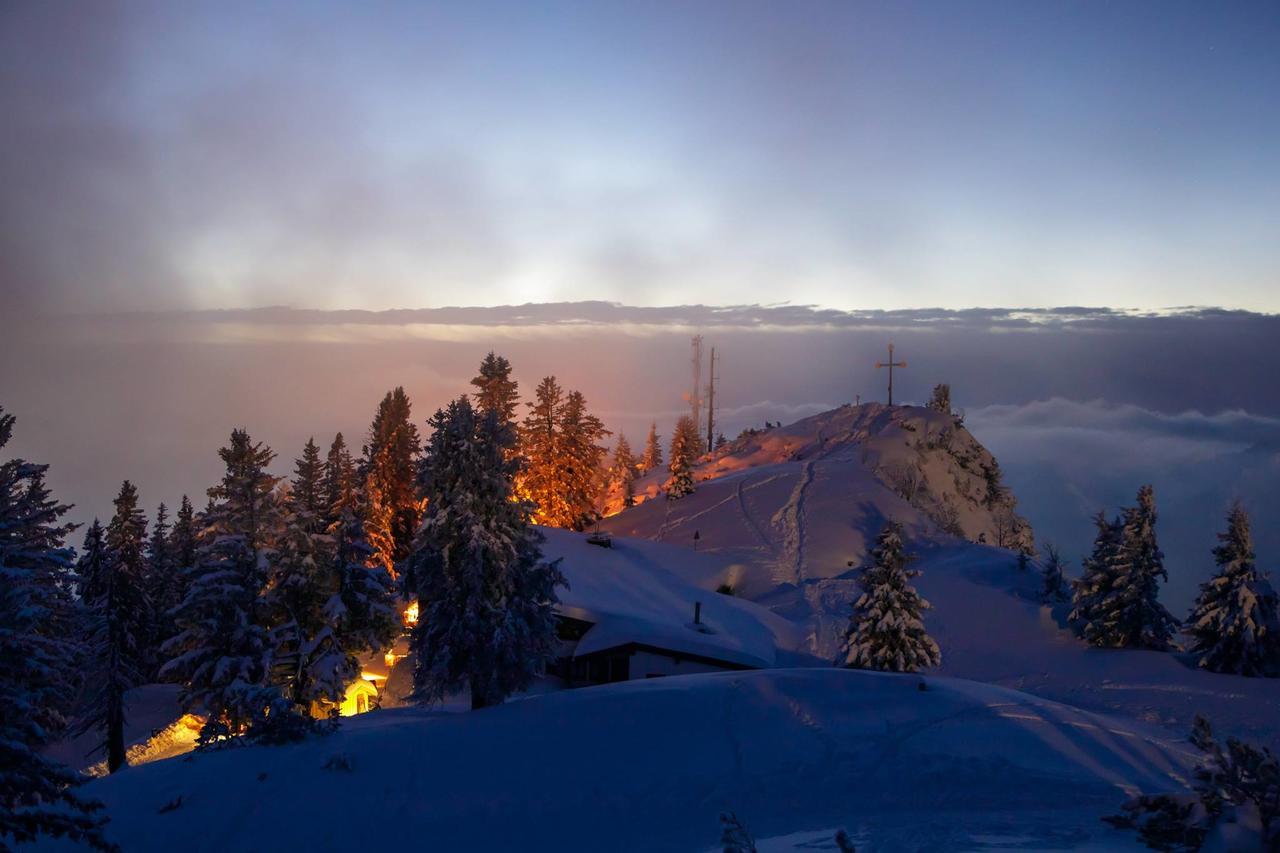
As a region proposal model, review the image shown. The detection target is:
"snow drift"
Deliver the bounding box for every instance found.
[41,669,1197,852]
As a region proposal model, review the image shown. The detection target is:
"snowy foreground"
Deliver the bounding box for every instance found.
[40,403,1278,850]
[42,669,1197,852]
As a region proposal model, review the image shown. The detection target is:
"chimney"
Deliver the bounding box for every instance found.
[694,601,702,625]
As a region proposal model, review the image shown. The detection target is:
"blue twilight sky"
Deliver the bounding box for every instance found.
[2,0,1278,314]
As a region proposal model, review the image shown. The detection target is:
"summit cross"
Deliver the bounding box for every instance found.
[875,343,907,406]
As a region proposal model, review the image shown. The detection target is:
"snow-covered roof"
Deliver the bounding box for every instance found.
[537,526,786,669]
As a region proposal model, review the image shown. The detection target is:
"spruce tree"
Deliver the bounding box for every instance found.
[470,351,520,425]
[168,495,198,587]
[409,398,566,710]
[1039,541,1070,604]
[146,502,182,663]
[639,421,663,473]
[0,407,112,850]
[927,383,952,414]
[1069,511,1126,645]
[267,506,335,710]
[161,429,292,745]
[361,387,421,570]
[838,521,941,672]
[559,389,610,530]
[102,482,153,679]
[1113,486,1178,649]
[76,486,151,773]
[1070,488,1178,650]
[611,434,638,509]
[1186,503,1280,677]
[517,375,574,527]
[362,452,400,576]
[323,507,399,698]
[291,437,324,532]
[320,432,358,530]
[76,519,110,606]
[666,415,700,500]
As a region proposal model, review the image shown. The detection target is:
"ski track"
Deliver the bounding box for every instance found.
[771,459,815,587]
[736,476,777,555]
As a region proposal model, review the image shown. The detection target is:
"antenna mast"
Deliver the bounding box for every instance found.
[689,335,704,434]
[705,347,718,451]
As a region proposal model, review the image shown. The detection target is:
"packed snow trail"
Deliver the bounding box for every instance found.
[771,460,815,587]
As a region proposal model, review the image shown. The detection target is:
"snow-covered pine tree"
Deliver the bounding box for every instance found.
[361,388,421,569]
[320,432,358,530]
[838,521,941,672]
[291,437,325,533]
[76,519,110,605]
[1069,511,1126,645]
[1039,542,1070,604]
[665,415,700,500]
[321,507,399,702]
[1185,502,1280,677]
[168,495,198,588]
[559,389,610,530]
[1070,489,1178,650]
[927,383,952,414]
[1112,485,1178,650]
[0,406,112,850]
[161,429,293,745]
[362,451,399,575]
[639,421,663,474]
[517,375,575,527]
[470,351,520,425]
[102,481,154,678]
[409,397,565,710]
[266,502,335,711]
[145,501,182,666]
[611,433,638,509]
[269,459,399,717]
[75,483,151,774]
[719,812,758,853]
[1106,715,1280,850]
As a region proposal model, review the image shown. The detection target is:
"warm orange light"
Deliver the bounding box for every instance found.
[403,600,419,626]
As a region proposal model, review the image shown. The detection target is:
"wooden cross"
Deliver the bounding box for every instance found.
[875,343,907,406]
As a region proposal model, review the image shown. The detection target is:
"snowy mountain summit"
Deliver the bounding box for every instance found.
[605,403,1032,624]
[615,403,1032,568]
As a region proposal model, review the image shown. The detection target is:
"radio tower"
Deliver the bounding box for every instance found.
[705,347,718,451]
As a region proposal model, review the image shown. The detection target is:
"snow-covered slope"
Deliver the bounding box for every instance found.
[600,404,1280,748]
[41,669,1198,852]
[541,526,802,667]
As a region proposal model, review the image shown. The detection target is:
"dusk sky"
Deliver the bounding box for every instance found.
[3,0,1278,314]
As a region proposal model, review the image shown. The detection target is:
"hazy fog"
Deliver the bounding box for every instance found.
[3,303,1277,611]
